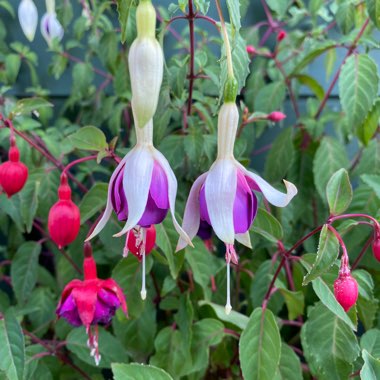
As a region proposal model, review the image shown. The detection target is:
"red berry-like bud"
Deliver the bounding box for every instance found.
[268,111,286,122]
[334,274,358,312]
[48,175,80,249]
[277,30,287,42]
[246,45,256,55]
[372,238,380,262]
[127,225,156,260]
[0,145,28,197]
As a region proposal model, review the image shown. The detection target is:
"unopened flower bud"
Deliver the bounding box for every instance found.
[372,236,380,262]
[268,111,286,122]
[246,45,256,55]
[18,0,38,42]
[334,273,358,312]
[277,30,287,42]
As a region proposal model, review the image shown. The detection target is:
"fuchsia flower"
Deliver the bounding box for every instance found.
[246,45,256,55]
[18,0,38,42]
[268,111,286,122]
[177,102,297,313]
[56,243,128,365]
[40,0,63,46]
[86,119,192,298]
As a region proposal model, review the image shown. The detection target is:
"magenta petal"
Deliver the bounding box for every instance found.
[150,161,169,209]
[98,288,121,308]
[233,172,257,234]
[92,289,120,325]
[56,294,82,327]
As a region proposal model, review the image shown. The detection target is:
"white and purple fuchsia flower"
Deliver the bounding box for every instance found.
[177,101,297,314]
[18,0,38,42]
[86,118,192,300]
[40,0,64,47]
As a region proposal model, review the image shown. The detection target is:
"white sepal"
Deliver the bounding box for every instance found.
[217,102,239,159]
[114,147,154,237]
[235,231,252,249]
[205,159,237,244]
[176,172,208,251]
[18,0,38,42]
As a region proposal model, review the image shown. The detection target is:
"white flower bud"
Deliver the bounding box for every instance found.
[18,0,38,42]
[40,11,64,46]
[128,0,163,128]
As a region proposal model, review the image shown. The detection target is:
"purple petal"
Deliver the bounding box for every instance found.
[138,192,168,227]
[233,171,258,234]
[92,289,120,325]
[199,185,211,225]
[197,220,213,240]
[56,294,82,327]
[149,161,169,209]
[111,165,129,221]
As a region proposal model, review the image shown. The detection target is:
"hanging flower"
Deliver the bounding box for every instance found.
[177,100,297,313]
[48,173,80,249]
[40,0,63,46]
[18,0,38,42]
[56,243,128,366]
[86,119,192,298]
[0,136,28,198]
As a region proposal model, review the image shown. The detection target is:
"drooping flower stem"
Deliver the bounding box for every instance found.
[141,228,147,300]
[327,224,350,274]
[61,155,98,178]
[187,0,195,116]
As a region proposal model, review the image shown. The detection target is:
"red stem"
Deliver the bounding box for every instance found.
[61,154,98,177]
[329,213,380,234]
[186,0,196,120]
[352,234,374,270]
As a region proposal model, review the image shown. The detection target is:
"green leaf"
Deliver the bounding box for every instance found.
[326,169,353,215]
[255,81,286,113]
[10,98,53,117]
[336,2,355,34]
[366,0,380,28]
[0,309,25,380]
[266,0,291,17]
[11,242,41,304]
[361,350,380,379]
[251,208,283,243]
[5,54,21,83]
[68,126,108,152]
[79,183,108,224]
[354,140,380,176]
[274,344,303,380]
[301,303,360,380]
[112,363,173,380]
[313,137,349,200]
[156,217,185,279]
[278,289,304,320]
[361,329,380,357]
[357,100,380,145]
[226,0,241,36]
[66,327,127,368]
[150,327,192,377]
[339,54,379,128]
[361,174,380,199]
[294,74,325,101]
[303,225,339,284]
[264,128,295,183]
[185,239,222,299]
[239,308,281,380]
[198,301,249,330]
[116,0,135,43]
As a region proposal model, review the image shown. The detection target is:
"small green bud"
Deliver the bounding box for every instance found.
[224,76,238,103]
[136,0,156,39]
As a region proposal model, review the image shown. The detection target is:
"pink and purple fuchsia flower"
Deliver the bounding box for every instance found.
[177,102,297,313]
[86,119,192,299]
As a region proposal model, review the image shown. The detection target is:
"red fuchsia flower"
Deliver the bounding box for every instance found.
[268,111,286,122]
[372,233,380,262]
[277,30,287,42]
[0,136,28,198]
[48,173,80,249]
[177,101,297,314]
[56,243,128,365]
[246,45,256,55]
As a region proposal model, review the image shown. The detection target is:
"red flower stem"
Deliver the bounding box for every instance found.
[285,225,324,255]
[195,14,218,27]
[315,18,370,119]
[352,234,374,270]
[281,320,303,327]
[186,0,196,119]
[327,225,349,269]
[59,248,83,275]
[61,154,98,177]
[23,330,91,380]
[224,328,240,338]
[329,213,380,233]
